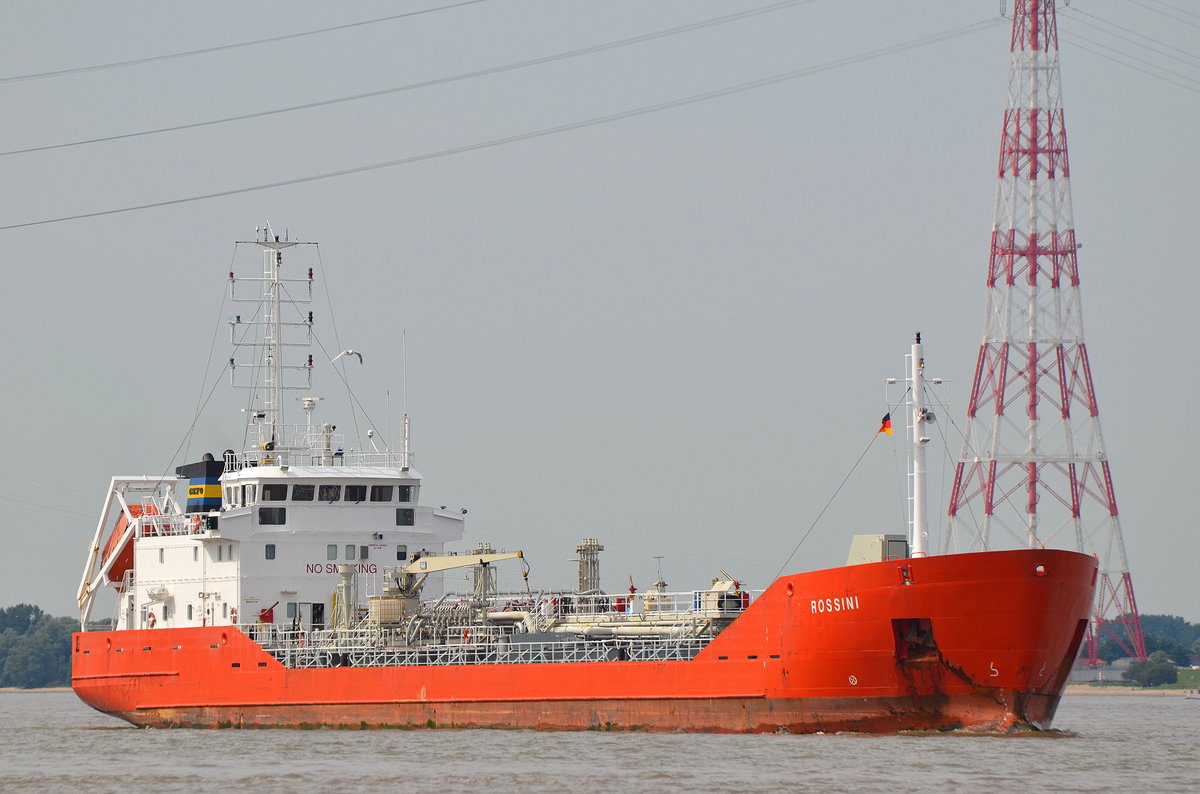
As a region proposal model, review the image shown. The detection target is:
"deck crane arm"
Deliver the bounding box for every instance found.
[404,551,522,575]
[391,551,524,599]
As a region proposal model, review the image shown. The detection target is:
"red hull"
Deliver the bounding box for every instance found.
[73,548,1095,733]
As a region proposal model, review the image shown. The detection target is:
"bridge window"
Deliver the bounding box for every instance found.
[265,544,276,560]
[396,508,415,526]
[258,507,287,525]
[292,484,314,501]
[262,483,287,501]
[398,485,414,502]
[345,544,356,560]
[188,605,194,620]
[159,548,164,564]
[345,484,367,503]
[370,485,393,502]
[396,544,408,561]
[319,484,341,503]
[327,544,337,560]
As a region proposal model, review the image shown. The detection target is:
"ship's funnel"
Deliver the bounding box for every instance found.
[176,457,225,513]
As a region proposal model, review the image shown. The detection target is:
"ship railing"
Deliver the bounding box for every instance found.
[256,632,713,669]
[223,439,409,471]
[135,513,204,538]
[242,624,379,650]
[480,589,762,620]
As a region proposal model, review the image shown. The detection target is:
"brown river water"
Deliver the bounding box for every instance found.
[0,691,1196,792]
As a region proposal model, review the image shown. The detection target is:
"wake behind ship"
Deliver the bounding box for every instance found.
[72,229,1096,732]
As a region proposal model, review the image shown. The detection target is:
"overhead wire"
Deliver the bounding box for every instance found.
[1142,0,1200,23]
[1063,6,1200,69]
[1117,0,1200,30]
[0,0,820,158]
[1061,32,1200,94]
[0,0,493,84]
[0,16,1005,232]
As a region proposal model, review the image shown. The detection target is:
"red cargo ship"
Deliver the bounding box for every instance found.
[72,229,1095,732]
[74,548,1094,732]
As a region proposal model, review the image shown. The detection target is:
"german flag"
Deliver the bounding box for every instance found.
[878,413,894,436]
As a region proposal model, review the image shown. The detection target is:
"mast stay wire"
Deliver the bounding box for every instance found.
[926,384,1045,554]
[271,256,381,453]
[0,17,1005,232]
[181,245,236,464]
[164,241,373,483]
[150,361,233,495]
[771,392,911,580]
[0,0,820,159]
[312,245,365,448]
[162,241,267,488]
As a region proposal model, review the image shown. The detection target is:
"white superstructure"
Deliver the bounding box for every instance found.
[77,226,463,631]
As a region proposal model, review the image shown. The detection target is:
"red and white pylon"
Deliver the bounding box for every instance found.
[944,0,1145,663]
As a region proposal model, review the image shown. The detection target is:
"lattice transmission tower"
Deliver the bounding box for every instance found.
[944,0,1146,663]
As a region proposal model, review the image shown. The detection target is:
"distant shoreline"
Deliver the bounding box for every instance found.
[1064,684,1190,697]
[0,687,71,693]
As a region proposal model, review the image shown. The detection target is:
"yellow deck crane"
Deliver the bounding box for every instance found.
[388,550,526,603]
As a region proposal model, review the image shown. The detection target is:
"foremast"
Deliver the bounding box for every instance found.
[890,333,941,558]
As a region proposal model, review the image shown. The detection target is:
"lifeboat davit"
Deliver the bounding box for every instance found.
[99,505,158,587]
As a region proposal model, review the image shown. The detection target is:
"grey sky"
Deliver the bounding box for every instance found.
[1,0,1196,622]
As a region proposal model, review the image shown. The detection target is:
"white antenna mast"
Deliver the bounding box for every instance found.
[907,332,942,557]
[401,328,411,470]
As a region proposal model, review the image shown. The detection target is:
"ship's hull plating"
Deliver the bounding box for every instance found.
[73,548,1096,733]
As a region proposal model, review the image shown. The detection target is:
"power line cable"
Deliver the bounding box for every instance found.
[0,0,492,84]
[0,0,820,159]
[1061,32,1200,93]
[1113,0,1200,29]
[1144,0,1200,23]
[1063,7,1200,69]
[0,17,1003,233]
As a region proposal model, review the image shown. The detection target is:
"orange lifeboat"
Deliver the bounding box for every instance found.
[99,505,159,588]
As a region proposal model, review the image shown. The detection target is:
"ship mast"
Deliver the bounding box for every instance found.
[895,332,940,557]
[230,224,317,461]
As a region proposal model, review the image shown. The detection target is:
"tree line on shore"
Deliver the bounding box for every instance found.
[0,604,75,688]
[1094,613,1200,667]
[1093,614,1200,688]
[1,603,1197,689]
